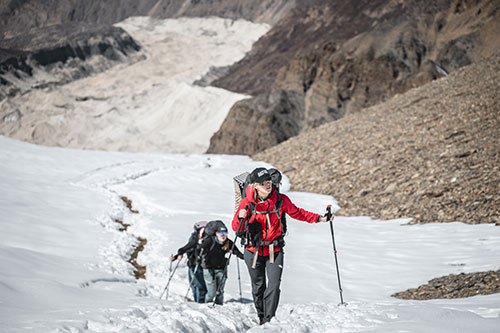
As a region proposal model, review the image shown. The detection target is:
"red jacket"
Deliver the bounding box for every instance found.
[232,185,320,256]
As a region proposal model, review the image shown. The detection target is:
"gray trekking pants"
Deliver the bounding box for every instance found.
[244,249,284,323]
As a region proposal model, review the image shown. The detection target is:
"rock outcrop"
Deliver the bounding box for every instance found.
[208,0,500,155]
[253,52,500,225]
[392,269,500,300]
[207,90,304,154]
[0,23,142,100]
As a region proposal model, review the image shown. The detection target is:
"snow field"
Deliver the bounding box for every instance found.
[1,135,500,332]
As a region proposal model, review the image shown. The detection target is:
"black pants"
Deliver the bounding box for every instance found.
[244,249,284,323]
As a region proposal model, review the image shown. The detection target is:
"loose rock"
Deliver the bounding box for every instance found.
[393,270,500,300]
[254,52,500,225]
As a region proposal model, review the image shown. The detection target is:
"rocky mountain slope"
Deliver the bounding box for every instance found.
[393,269,500,300]
[212,0,407,96]
[0,0,297,101]
[0,23,143,100]
[254,51,499,225]
[3,1,498,157]
[208,0,500,155]
[1,0,296,40]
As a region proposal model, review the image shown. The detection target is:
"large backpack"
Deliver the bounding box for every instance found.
[184,221,208,265]
[233,168,288,244]
[189,221,209,242]
[198,220,228,258]
[202,220,227,238]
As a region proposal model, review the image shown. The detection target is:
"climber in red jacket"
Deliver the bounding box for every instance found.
[232,167,333,325]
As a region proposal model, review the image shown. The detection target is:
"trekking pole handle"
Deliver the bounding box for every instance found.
[325,205,333,220]
[238,204,249,219]
[236,204,249,234]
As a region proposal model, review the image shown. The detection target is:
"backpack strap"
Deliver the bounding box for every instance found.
[238,202,257,246]
[275,191,287,236]
[248,192,287,247]
[257,191,285,237]
[209,236,217,252]
[248,202,257,222]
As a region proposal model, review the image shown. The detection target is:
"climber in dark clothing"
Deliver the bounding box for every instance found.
[196,224,244,305]
[170,221,208,303]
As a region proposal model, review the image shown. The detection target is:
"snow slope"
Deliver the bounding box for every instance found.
[1,135,499,332]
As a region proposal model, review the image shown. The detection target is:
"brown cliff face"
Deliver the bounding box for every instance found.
[275,0,500,123]
[211,0,400,96]
[206,90,304,154]
[208,0,500,155]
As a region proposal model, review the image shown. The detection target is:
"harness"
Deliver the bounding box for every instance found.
[241,191,286,268]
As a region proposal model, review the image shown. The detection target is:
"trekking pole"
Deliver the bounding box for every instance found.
[235,215,246,304]
[160,258,181,300]
[237,257,243,303]
[326,205,345,305]
[184,263,200,301]
[169,254,173,273]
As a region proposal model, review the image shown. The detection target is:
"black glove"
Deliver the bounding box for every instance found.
[236,251,244,260]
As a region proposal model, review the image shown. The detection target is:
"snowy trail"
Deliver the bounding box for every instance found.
[64,151,500,332]
[1,136,500,332]
[51,150,385,332]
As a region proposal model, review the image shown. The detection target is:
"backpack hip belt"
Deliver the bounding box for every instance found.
[251,239,281,266]
[259,240,280,246]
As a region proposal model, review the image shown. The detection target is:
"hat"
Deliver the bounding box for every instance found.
[216,225,228,234]
[249,167,272,184]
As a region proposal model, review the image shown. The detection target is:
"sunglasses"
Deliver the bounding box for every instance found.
[217,232,228,237]
[258,180,272,186]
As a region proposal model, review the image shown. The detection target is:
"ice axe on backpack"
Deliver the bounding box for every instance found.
[326,205,345,305]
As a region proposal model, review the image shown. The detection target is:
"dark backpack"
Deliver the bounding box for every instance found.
[202,220,227,238]
[233,168,287,245]
[189,221,208,242]
[197,220,228,257]
[183,221,208,266]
